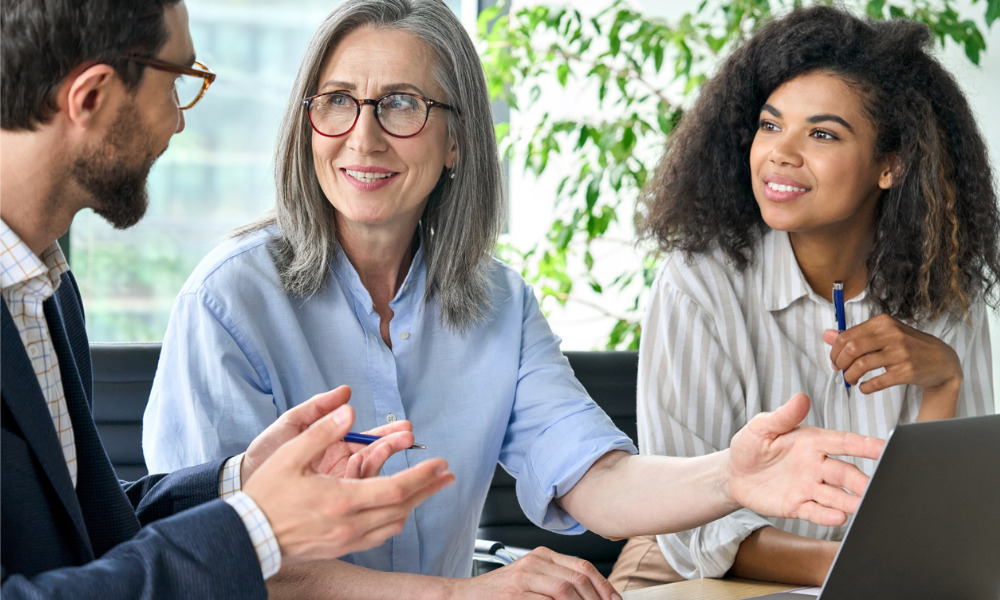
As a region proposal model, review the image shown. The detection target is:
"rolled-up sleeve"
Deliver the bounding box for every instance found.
[500,284,637,533]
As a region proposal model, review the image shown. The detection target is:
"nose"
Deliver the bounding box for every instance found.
[346,104,388,155]
[769,135,802,167]
[175,108,186,134]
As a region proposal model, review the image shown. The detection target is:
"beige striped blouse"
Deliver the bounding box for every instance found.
[638,229,995,579]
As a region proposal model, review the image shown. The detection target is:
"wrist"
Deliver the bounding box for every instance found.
[918,374,962,421]
[719,449,743,514]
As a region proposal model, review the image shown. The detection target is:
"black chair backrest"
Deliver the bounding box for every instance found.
[92,342,160,481]
[91,344,639,575]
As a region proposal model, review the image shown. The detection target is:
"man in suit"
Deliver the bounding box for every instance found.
[0,1,455,597]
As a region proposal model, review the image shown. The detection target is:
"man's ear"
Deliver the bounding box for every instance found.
[61,63,119,128]
[878,153,902,190]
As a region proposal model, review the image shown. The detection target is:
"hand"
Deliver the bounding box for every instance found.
[452,547,620,600]
[729,394,885,527]
[242,385,417,482]
[823,313,962,399]
[243,403,455,565]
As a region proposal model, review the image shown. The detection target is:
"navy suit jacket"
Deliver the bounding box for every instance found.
[1,272,267,598]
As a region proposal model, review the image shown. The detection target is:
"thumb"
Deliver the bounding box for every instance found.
[281,404,355,470]
[281,385,353,429]
[758,393,810,437]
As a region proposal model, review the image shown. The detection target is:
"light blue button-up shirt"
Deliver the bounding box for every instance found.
[143,227,635,577]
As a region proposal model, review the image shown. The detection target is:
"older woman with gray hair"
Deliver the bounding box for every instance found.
[142,0,883,597]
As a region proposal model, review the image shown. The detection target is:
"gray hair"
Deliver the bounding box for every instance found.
[240,0,504,330]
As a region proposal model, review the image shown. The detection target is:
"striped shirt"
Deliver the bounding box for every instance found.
[638,229,994,579]
[0,220,279,580]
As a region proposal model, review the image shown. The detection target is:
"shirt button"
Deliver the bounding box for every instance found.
[836,374,844,384]
[403,283,410,292]
[386,413,397,423]
[400,331,410,340]
[28,346,40,358]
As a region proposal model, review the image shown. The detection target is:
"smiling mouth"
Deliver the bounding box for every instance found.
[344,169,397,182]
[766,181,809,193]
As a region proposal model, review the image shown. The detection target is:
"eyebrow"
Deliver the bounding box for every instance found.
[760,103,855,132]
[317,79,426,96]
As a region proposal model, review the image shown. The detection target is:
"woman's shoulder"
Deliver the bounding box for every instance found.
[653,240,755,299]
[178,227,280,296]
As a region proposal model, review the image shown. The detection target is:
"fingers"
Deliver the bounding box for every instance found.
[361,419,414,437]
[794,500,850,528]
[818,454,880,496]
[753,393,810,437]
[280,385,353,430]
[821,429,885,464]
[346,430,415,478]
[337,457,453,509]
[278,404,355,471]
[506,548,617,600]
[544,549,618,600]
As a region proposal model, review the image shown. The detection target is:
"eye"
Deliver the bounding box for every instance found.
[811,129,838,141]
[328,93,353,107]
[758,119,780,132]
[383,94,419,112]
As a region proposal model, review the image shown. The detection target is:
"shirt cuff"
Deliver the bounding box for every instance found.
[219,453,244,499]
[225,491,282,580]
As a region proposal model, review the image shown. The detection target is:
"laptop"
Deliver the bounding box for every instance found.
[748,413,1000,600]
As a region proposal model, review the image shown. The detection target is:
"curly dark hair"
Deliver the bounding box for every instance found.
[639,5,1000,321]
[1,0,181,131]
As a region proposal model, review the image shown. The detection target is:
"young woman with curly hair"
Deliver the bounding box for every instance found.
[609,4,999,593]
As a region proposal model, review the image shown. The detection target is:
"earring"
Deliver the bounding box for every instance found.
[449,168,457,180]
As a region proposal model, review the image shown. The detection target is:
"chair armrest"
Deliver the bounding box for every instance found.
[472,539,530,574]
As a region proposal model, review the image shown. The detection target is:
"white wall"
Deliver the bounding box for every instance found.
[506,0,1000,410]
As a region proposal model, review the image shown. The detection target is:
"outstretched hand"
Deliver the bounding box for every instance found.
[243,402,454,565]
[242,385,416,482]
[728,393,885,527]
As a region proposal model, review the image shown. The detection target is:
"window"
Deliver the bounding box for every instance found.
[71,0,463,341]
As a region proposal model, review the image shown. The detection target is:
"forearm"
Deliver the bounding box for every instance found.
[557,451,739,539]
[916,375,961,421]
[267,559,457,600]
[729,526,838,586]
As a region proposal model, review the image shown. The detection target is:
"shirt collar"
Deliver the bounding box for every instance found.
[760,229,819,312]
[330,228,426,314]
[760,229,868,311]
[0,219,69,295]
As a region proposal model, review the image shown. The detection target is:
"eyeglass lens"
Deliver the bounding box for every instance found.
[308,93,429,137]
[174,73,206,109]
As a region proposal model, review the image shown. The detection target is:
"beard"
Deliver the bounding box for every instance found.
[70,99,158,230]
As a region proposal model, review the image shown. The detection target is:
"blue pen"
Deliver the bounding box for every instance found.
[344,431,427,450]
[833,281,851,391]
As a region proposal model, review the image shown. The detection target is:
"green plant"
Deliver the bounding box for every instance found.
[479,0,997,349]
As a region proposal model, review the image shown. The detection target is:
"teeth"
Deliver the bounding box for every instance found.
[345,169,394,182]
[767,182,807,193]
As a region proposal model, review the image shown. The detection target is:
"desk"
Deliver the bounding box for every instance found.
[622,578,796,600]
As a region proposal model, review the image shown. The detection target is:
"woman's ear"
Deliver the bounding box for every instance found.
[444,138,458,170]
[878,154,902,190]
[62,63,119,128]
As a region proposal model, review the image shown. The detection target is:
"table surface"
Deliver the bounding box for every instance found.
[622,578,797,600]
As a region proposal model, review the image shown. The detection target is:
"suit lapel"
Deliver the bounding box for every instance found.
[44,288,142,556]
[1,301,90,545]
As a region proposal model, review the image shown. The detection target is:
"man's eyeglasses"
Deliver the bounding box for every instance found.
[129,56,216,110]
[302,92,455,138]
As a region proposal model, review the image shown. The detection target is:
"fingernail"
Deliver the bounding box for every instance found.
[330,405,349,425]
